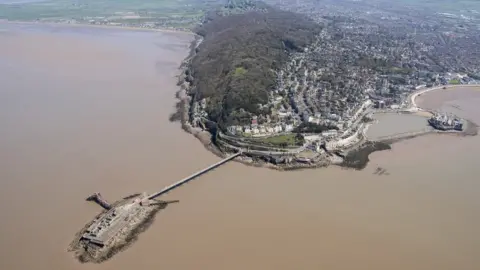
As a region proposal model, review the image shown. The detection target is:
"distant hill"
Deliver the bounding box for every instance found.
[187,2,320,129]
[225,0,256,9]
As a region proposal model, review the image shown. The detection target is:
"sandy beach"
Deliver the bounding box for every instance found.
[1,22,479,270]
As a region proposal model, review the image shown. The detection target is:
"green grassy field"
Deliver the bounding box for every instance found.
[262,134,296,144]
[254,133,304,147]
[0,0,220,28]
[449,79,461,85]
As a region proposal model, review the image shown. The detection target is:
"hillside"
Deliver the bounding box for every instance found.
[186,3,320,129]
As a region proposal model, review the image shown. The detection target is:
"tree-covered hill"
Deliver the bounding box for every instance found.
[187,2,320,129]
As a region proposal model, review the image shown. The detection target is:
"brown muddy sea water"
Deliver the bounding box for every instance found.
[0,23,479,270]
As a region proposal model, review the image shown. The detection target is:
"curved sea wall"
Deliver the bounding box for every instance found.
[325,123,366,151]
[409,84,480,109]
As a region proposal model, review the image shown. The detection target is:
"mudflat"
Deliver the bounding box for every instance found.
[0,23,479,270]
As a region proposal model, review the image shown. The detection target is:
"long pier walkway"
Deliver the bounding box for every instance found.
[148,152,242,200]
[375,129,433,142]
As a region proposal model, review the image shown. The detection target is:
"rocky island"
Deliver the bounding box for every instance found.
[69,193,179,263]
[175,0,480,170]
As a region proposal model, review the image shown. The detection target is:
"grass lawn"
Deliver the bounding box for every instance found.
[449,79,461,84]
[234,67,247,77]
[260,134,297,145]
[0,0,208,26]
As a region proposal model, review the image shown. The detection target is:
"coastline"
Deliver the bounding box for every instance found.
[0,19,194,36]
[174,67,480,170]
[58,12,475,171]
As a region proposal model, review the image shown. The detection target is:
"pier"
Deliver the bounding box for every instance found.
[148,152,242,200]
[375,130,433,142]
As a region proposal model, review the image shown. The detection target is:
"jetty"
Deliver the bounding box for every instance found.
[148,151,242,199]
[375,130,433,142]
[86,151,242,209]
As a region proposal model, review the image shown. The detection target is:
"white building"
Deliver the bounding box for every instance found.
[259,126,267,134]
[284,124,294,132]
[308,116,320,124]
[322,130,338,137]
[328,113,341,121]
[200,98,207,109]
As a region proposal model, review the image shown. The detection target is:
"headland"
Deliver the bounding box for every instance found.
[172,1,480,170]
